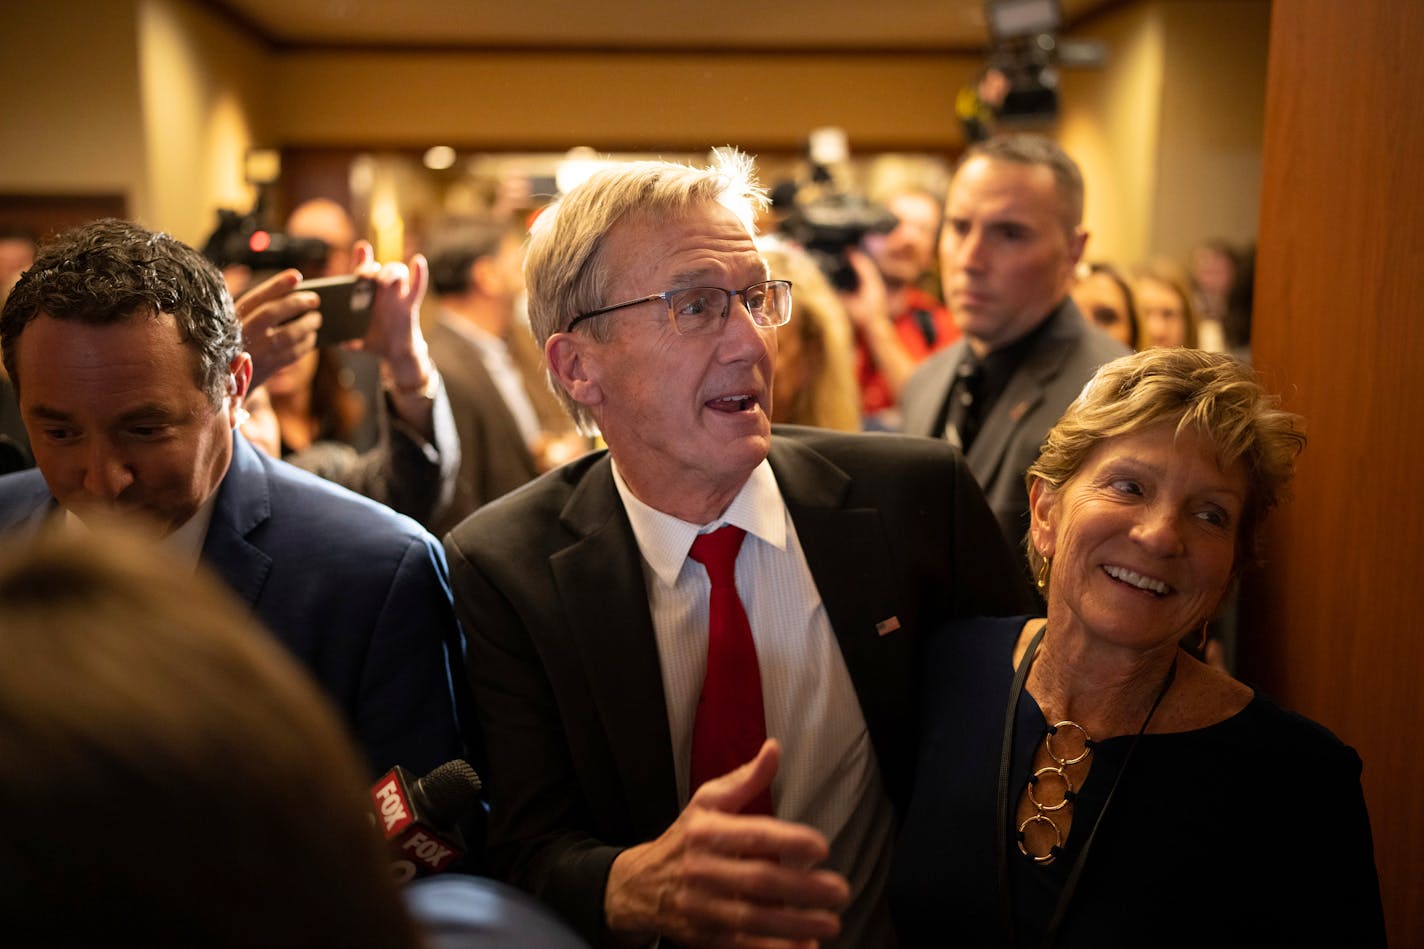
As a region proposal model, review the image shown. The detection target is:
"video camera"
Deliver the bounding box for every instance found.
[201,203,329,274]
[772,131,898,293]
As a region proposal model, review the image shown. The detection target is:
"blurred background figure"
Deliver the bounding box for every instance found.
[841,182,959,430]
[759,236,861,432]
[287,197,357,278]
[235,245,460,529]
[1071,261,1139,349]
[0,226,37,470]
[422,214,588,535]
[1134,257,1199,350]
[0,525,423,948]
[1191,238,1254,360]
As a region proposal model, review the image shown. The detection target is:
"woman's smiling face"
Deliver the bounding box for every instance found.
[1031,422,1246,652]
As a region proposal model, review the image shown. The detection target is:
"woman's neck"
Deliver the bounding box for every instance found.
[1019,618,1180,739]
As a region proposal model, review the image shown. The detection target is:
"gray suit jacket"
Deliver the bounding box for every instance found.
[427,314,541,536]
[444,426,1035,943]
[900,298,1131,551]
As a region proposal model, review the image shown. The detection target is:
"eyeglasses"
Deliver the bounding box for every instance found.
[565,279,793,336]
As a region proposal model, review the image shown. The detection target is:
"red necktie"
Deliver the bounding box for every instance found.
[688,525,773,814]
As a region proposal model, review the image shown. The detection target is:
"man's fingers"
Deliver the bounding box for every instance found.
[406,252,429,304]
[234,268,302,312]
[692,738,780,814]
[678,850,849,912]
[351,239,376,274]
[682,810,831,869]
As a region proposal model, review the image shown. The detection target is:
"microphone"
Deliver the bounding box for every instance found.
[370,759,483,883]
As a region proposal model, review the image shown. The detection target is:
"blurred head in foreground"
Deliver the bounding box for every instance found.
[0,525,421,948]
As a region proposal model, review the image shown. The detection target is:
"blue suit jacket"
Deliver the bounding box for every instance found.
[0,433,469,779]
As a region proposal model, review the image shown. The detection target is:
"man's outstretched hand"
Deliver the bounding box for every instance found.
[604,740,849,948]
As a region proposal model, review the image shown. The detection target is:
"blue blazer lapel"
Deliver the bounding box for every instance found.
[552,456,680,835]
[200,433,274,608]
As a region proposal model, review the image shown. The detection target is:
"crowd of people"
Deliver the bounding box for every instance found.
[0,135,1382,947]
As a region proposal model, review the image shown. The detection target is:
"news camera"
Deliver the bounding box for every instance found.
[773,170,898,294]
[200,203,329,274]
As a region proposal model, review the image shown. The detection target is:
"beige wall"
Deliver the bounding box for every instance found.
[1153,0,1270,262]
[0,0,1268,267]
[0,0,148,218]
[267,50,982,153]
[138,0,271,245]
[1061,1,1165,267]
[1061,0,1270,269]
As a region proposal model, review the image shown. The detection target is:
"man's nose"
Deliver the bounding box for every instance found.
[82,442,135,499]
[720,295,774,358]
[950,228,987,273]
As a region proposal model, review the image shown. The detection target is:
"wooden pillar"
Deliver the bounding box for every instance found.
[1243,1,1424,943]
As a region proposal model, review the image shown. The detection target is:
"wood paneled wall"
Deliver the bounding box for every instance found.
[1244,1,1424,943]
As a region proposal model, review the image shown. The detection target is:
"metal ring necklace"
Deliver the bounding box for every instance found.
[995,624,1177,947]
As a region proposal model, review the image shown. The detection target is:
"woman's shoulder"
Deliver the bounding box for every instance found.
[1232,690,1364,768]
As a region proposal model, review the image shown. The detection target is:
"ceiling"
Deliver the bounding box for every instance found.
[206,0,1123,53]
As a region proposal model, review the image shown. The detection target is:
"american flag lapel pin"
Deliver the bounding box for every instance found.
[875,617,901,637]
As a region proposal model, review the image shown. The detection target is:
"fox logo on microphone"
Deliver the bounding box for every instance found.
[369,761,482,882]
[373,773,415,835]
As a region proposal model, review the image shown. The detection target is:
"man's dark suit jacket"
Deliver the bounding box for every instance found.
[899,298,1132,551]
[0,432,469,779]
[444,425,1034,942]
[427,315,541,536]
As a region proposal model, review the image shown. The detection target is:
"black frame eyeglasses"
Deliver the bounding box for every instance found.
[565,279,793,336]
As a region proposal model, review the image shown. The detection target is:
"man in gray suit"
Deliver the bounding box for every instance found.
[900,135,1131,551]
[423,215,586,535]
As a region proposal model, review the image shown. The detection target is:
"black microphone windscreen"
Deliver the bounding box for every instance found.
[411,760,482,829]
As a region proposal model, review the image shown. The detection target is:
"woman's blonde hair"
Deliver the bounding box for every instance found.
[758,236,860,432]
[1025,348,1306,586]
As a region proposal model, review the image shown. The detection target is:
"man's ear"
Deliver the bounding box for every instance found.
[226,353,253,428]
[470,256,496,295]
[545,333,603,409]
[1067,226,1088,268]
[1028,476,1059,559]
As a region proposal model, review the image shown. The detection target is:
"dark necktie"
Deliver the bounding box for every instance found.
[942,357,984,452]
[688,526,773,814]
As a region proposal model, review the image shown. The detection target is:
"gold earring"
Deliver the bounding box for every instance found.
[1036,556,1051,591]
[1199,618,1210,651]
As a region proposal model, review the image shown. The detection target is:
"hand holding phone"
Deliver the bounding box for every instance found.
[294,274,377,348]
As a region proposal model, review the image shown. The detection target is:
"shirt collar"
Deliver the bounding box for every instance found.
[611,457,787,588]
[61,490,218,571]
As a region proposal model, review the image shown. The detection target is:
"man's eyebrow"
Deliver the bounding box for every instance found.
[669,269,719,288]
[26,405,73,422]
[115,404,182,424]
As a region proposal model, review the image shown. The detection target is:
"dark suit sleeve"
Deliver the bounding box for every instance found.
[354,532,470,778]
[444,535,622,944]
[945,448,1038,618]
[283,383,459,529]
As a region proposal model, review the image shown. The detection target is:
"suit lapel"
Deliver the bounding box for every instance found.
[200,433,274,608]
[904,344,965,437]
[768,438,908,760]
[551,457,680,836]
[966,303,1079,487]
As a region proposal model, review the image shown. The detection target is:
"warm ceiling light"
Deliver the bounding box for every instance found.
[423,146,457,171]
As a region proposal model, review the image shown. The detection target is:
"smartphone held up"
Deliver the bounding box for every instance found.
[292,275,377,347]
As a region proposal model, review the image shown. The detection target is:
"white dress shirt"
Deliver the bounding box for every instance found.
[611,457,895,946]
